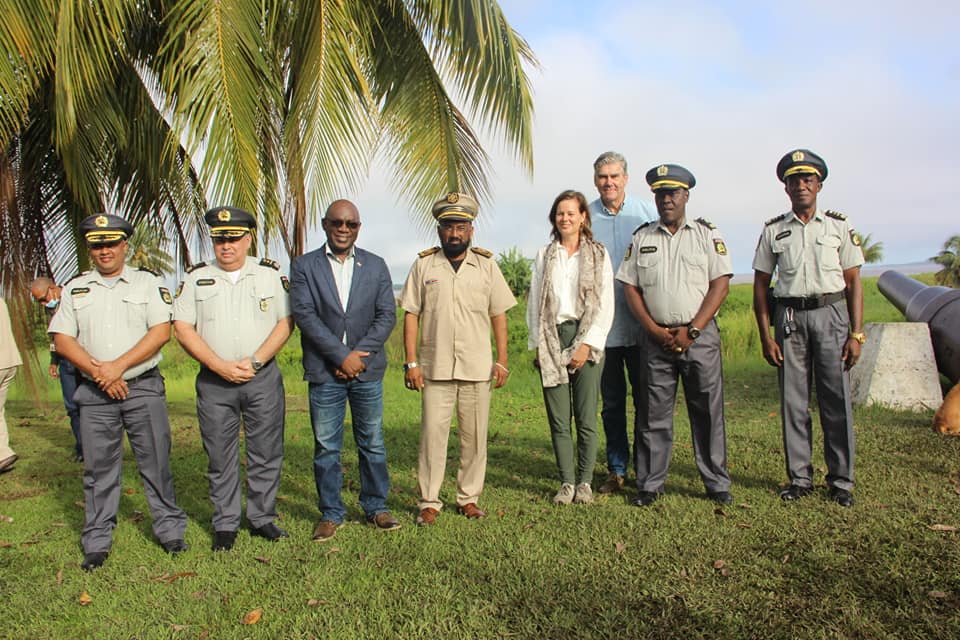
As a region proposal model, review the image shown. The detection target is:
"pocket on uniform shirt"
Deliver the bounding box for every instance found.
[122,292,150,328]
[636,254,660,288]
[815,235,843,273]
[681,252,708,280]
[772,238,801,274]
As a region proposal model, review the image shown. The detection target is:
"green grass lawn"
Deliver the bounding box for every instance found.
[1,276,958,639]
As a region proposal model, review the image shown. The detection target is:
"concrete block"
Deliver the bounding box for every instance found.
[851,322,943,412]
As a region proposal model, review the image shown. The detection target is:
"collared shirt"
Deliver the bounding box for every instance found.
[752,208,865,297]
[526,241,615,350]
[617,217,733,326]
[589,195,657,346]
[172,256,291,361]
[325,243,356,311]
[48,265,171,379]
[400,248,517,381]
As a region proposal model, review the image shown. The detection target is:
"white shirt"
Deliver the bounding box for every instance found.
[325,243,355,342]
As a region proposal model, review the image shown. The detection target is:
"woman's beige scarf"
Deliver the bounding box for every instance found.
[536,238,605,388]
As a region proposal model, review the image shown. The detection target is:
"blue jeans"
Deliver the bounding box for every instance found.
[59,360,82,456]
[600,345,644,477]
[309,379,390,523]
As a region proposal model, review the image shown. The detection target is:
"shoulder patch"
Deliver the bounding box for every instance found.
[471,247,493,258]
[259,258,280,271]
[159,287,173,304]
[765,214,786,226]
[713,239,728,255]
[281,275,290,292]
[418,246,441,258]
[633,221,654,234]
[186,261,206,274]
[138,266,160,277]
[850,230,861,246]
[695,217,717,230]
[825,210,847,221]
[175,282,184,298]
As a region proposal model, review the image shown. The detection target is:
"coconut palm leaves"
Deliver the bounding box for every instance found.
[931,235,960,288]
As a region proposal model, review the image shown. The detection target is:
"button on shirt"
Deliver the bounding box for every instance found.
[589,196,657,347]
[752,209,865,297]
[616,218,733,326]
[172,257,291,360]
[326,244,355,342]
[526,242,615,350]
[48,266,170,379]
[400,249,516,381]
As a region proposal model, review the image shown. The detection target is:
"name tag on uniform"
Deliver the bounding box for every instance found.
[197,278,215,286]
[425,279,439,285]
[775,230,792,241]
[639,246,657,254]
[71,287,90,297]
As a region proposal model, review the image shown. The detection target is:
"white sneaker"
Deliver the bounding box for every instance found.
[553,483,576,505]
[573,483,594,504]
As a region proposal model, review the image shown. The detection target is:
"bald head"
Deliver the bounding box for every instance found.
[29,277,56,301]
[322,199,361,257]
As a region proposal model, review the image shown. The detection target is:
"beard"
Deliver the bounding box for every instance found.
[441,238,470,258]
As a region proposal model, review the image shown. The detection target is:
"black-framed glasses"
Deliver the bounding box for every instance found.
[324,219,360,229]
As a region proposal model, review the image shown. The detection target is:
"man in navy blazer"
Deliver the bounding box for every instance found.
[289,200,400,541]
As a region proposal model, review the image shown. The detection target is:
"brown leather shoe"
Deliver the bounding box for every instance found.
[0,454,19,472]
[457,503,486,519]
[415,507,439,526]
[312,520,340,542]
[367,511,401,531]
[598,473,624,494]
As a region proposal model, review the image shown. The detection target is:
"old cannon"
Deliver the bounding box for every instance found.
[878,270,960,384]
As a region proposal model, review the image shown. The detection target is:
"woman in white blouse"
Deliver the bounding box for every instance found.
[527,190,614,505]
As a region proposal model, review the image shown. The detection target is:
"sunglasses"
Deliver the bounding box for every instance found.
[324,219,360,230]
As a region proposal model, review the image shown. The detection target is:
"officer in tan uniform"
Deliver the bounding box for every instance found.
[400,192,517,525]
[752,149,864,508]
[49,214,188,571]
[617,164,734,506]
[173,207,293,549]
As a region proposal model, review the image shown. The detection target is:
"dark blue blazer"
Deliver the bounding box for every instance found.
[289,245,396,384]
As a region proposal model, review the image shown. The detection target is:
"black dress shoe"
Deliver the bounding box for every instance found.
[81,551,109,571]
[250,522,289,541]
[779,485,813,502]
[631,491,662,507]
[829,487,854,508]
[161,539,189,555]
[707,491,734,505]
[212,530,237,551]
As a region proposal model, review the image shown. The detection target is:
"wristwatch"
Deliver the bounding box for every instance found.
[686,324,701,340]
[403,362,419,372]
[251,356,264,372]
[850,332,867,345]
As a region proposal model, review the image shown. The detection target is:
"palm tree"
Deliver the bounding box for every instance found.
[0,0,537,292]
[859,233,884,264]
[930,235,960,288]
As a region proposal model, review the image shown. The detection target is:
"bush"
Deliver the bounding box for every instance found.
[497,246,532,299]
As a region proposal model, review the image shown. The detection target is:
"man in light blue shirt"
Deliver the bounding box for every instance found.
[588,151,657,494]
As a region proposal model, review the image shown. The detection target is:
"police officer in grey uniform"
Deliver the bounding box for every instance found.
[752,149,865,508]
[49,214,188,571]
[173,207,293,549]
[617,164,734,507]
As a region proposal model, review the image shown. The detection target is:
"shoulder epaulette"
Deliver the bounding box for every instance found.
[633,221,654,234]
[259,258,280,271]
[695,217,716,230]
[471,247,493,258]
[138,266,160,277]
[185,262,206,274]
[418,246,441,258]
[824,210,847,221]
[63,271,86,286]
[765,214,786,226]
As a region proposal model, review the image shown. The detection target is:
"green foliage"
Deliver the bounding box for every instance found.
[930,234,960,288]
[859,232,884,264]
[496,246,533,299]
[127,226,175,277]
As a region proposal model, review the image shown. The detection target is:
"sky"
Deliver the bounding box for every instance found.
[303,0,960,281]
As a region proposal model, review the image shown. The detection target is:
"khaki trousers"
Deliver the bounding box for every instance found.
[0,366,18,460]
[418,379,490,511]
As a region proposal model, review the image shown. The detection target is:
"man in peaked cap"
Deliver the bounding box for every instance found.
[587,151,658,496]
[616,164,734,507]
[173,206,293,550]
[49,213,188,571]
[400,192,516,525]
[752,149,865,508]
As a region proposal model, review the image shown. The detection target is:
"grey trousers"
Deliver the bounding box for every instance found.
[196,360,285,531]
[76,373,187,553]
[774,300,855,490]
[636,320,730,493]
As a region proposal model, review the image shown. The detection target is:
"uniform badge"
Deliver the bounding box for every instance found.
[713,239,728,255]
[446,192,459,204]
[71,287,90,297]
[281,275,290,292]
[624,245,632,260]
[159,287,173,304]
[639,246,657,254]
[259,298,269,312]
[95,215,108,228]
[197,278,215,286]
[217,208,231,222]
[792,150,805,162]
[425,279,439,285]
[775,230,792,241]
[850,230,861,246]
[175,282,184,298]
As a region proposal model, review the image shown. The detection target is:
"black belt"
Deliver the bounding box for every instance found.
[775,291,844,310]
[126,367,160,384]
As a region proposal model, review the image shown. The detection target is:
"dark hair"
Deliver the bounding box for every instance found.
[548,190,593,242]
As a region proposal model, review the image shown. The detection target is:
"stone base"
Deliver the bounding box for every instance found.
[851,322,943,412]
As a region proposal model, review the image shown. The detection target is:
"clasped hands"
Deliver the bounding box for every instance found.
[334,351,369,381]
[657,326,693,355]
[90,358,129,400]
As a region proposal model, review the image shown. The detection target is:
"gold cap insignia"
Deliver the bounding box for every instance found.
[95,215,108,228]
[446,193,459,204]
[217,209,231,222]
[791,150,805,162]
[657,165,669,177]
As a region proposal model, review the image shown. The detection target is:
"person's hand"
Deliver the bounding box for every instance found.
[404,365,424,392]
[666,327,693,355]
[102,378,129,400]
[340,351,369,378]
[491,361,510,389]
[657,327,675,351]
[216,359,256,384]
[91,359,125,390]
[761,337,784,368]
[334,368,350,380]
[566,344,590,373]
[842,337,862,370]
[49,364,59,379]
